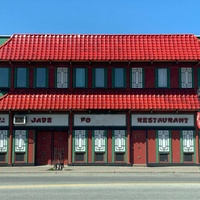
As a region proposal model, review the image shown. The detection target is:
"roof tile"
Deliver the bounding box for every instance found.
[0,89,199,111]
[0,34,200,61]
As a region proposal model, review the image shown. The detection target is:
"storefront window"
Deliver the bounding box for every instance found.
[56,67,68,88]
[0,130,7,152]
[0,68,9,88]
[182,130,194,153]
[94,130,106,152]
[114,130,126,152]
[131,68,143,88]
[74,130,86,152]
[15,130,26,152]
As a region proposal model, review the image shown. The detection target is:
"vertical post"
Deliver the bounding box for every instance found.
[8,112,13,165]
[68,112,73,165]
[127,112,131,165]
[196,127,199,164]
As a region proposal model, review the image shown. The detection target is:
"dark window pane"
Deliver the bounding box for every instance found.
[0,68,9,87]
[36,68,46,87]
[95,153,104,161]
[0,153,5,162]
[184,154,193,162]
[159,154,168,162]
[17,68,27,87]
[15,153,24,162]
[75,153,84,161]
[114,68,124,87]
[95,68,105,87]
[115,153,124,161]
[75,68,85,87]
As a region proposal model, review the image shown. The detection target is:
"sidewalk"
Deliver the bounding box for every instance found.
[1,165,200,174]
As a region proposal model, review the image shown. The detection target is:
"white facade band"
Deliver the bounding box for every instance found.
[14,114,69,126]
[74,114,126,126]
[0,115,9,126]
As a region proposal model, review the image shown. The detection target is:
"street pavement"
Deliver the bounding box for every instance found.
[1,165,200,174]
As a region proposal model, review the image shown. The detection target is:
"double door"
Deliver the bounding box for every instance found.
[36,132,68,165]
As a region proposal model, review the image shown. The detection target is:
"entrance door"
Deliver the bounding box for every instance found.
[132,130,146,164]
[54,132,68,164]
[36,132,52,165]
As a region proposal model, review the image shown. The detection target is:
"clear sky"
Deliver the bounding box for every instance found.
[1,0,200,35]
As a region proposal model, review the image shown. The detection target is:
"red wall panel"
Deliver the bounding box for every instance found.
[145,68,155,88]
[172,130,180,163]
[170,68,179,88]
[28,130,35,163]
[147,130,156,163]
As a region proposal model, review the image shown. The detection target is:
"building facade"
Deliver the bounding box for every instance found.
[0,34,200,166]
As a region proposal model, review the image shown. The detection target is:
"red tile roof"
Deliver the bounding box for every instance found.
[0,34,200,61]
[0,89,198,111]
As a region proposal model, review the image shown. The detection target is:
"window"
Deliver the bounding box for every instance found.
[56,68,68,88]
[131,68,143,88]
[75,68,86,88]
[181,68,193,88]
[182,130,194,153]
[0,68,9,88]
[74,130,86,152]
[0,130,7,153]
[113,68,125,88]
[158,130,170,152]
[114,130,126,152]
[35,68,47,88]
[157,68,168,88]
[16,68,28,88]
[158,130,170,162]
[94,68,106,88]
[15,130,26,152]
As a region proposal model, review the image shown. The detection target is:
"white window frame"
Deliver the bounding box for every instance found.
[181,68,193,88]
[131,68,143,88]
[158,68,168,88]
[57,67,68,88]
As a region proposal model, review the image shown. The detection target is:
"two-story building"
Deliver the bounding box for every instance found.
[0,34,200,167]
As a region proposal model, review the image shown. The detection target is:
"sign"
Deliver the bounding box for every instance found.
[74,114,126,126]
[0,114,9,126]
[196,112,200,129]
[14,114,69,126]
[132,114,194,127]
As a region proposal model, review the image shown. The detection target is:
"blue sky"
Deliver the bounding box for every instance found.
[1,0,200,35]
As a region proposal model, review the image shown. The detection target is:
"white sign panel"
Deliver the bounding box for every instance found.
[0,115,9,126]
[132,114,194,127]
[74,114,126,126]
[15,114,69,126]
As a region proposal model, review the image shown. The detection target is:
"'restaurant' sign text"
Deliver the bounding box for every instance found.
[132,114,194,127]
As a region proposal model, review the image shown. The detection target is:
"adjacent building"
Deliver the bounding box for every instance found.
[0,34,200,166]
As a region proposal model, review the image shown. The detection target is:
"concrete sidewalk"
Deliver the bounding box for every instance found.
[1,165,200,174]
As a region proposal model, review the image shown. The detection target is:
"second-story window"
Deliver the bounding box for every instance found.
[180,68,193,88]
[113,68,125,88]
[157,68,169,88]
[131,68,143,88]
[56,68,68,88]
[0,68,10,88]
[75,68,87,88]
[16,68,28,88]
[94,68,106,88]
[35,68,47,88]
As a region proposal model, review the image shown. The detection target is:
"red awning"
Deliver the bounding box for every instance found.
[0,89,199,111]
